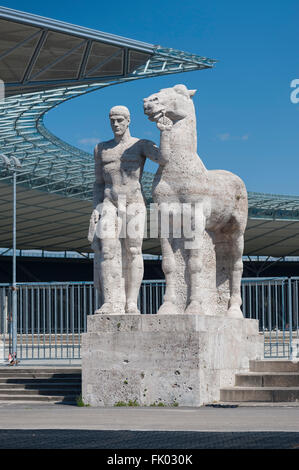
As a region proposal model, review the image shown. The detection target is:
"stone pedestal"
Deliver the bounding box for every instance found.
[82,314,263,407]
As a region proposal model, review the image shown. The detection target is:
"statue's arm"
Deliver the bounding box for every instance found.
[88,144,104,246]
[93,143,105,209]
[141,138,168,166]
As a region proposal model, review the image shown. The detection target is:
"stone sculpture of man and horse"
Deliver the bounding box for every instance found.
[90,84,248,318]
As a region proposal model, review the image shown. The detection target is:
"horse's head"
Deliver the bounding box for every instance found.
[143,84,197,123]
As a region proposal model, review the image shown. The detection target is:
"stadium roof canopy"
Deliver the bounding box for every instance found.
[0,8,299,258]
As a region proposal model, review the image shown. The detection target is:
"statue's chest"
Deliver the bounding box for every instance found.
[102,148,140,168]
[101,149,119,168]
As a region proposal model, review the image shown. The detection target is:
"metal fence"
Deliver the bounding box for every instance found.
[0,278,298,362]
[241,278,298,359]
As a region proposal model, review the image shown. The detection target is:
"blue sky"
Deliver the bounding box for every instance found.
[2,0,299,195]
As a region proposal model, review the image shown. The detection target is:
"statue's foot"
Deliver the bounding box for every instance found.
[126,302,141,315]
[227,305,244,319]
[95,302,125,315]
[184,300,202,315]
[95,302,112,314]
[157,301,180,315]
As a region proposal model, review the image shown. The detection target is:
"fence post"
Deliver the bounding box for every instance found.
[288,278,293,360]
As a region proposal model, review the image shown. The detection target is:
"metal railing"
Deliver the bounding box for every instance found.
[0,278,298,362]
[0,282,96,361]
[241,278,298,359]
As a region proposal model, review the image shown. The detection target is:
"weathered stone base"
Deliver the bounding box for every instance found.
[82,314,263,407]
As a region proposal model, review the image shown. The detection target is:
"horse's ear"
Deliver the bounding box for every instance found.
[174,84,197,99]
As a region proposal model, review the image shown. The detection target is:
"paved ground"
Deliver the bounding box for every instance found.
[0,403,299,449]
[1,403,299,432]
[1,362,299,449]
[1,429,299,449]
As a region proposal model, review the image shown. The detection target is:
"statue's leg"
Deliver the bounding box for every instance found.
[95,201,125,314]
[184,248,203,314]
[124,203,146,314]
[124,237,143,314]
[93,252,103,308]
[227,229,244,318]
[185,205,205,315]
[157,237,180,315]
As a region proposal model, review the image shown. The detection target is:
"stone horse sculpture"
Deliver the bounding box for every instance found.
[143,84,248,317]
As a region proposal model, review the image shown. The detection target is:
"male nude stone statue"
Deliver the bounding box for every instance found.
[88,105,159,314]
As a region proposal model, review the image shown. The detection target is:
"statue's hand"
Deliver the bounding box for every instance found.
[156,115,173,132]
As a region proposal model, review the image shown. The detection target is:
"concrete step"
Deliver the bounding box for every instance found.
[0,367,81,403]
[0,394,78,402]
[0,383,81,390]
[249,360,299,373]
[208,402,299,407]
[0,388,79,396]
[0,368,81,375]
[235,372,299,387]
[0,374,81,380]
[220,387,299,402]
[0,377,81,384]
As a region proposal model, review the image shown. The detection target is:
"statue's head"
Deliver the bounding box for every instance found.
[109,105,130,136]
[143,84,197,123]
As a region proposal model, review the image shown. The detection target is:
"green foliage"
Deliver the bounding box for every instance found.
[128,399,140,407]
[76,395,90,407]
[114,399,140,407]
[150,400,179,407]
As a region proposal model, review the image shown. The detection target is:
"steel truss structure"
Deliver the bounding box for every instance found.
[248,192,299,221]
[0,84,158,200]
[1,8,299,257]
[0,7,215,199]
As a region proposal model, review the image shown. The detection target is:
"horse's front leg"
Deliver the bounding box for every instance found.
[157,237,180,315]
[184,205,206,315]
[227,229,244,318]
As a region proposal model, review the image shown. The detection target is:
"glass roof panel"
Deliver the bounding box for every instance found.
[0,18,40,55]
[128,50,151,73]
[0,36,42,82]
[30,31,86,81]
[0,19,42,82]
[85,41,123,77]
[31,43,86,81]
[88,54,123,77]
